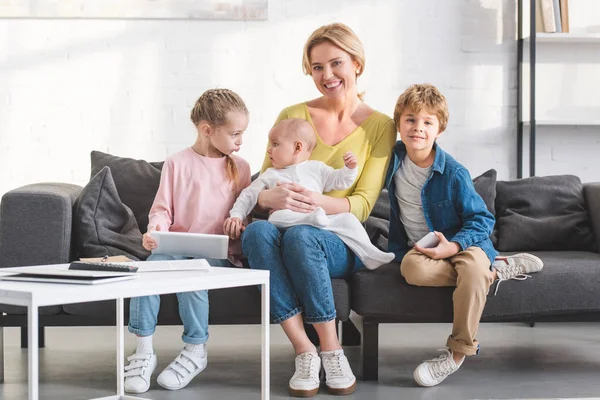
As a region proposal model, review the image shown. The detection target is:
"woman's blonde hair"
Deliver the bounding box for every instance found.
[302,23,366,100]
[393,84,449,132]
[191,88,248,192]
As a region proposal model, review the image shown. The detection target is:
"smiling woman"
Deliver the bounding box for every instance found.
[241,23,397,398]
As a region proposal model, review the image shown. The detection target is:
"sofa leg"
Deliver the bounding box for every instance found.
[0,327,4,383]
[21,326,45,349]
[341,320,361,346]
[362,321,379,381]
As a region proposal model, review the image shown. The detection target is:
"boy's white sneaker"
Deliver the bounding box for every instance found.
[413,348,463,387]
[123,352,157,394]
[320,349,356,395]
[493,253,544,294]
[157,344,207,390]
[288,352,321,397]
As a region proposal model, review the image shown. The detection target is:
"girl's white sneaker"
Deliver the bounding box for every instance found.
[157,344,207,390]
[123,352,157,394]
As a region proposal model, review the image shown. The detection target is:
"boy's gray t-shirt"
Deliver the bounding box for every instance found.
[393,154,432,246]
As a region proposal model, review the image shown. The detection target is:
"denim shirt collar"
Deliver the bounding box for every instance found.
[386,141,446,188]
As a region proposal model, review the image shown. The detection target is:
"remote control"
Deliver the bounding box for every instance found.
[415,232,440,249]
[69,261,139,273]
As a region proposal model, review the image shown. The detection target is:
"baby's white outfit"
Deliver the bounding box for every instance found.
[230,160,394,270]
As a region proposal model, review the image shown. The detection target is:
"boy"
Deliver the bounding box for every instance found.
[385,84,544,387]
[224,118,394,269]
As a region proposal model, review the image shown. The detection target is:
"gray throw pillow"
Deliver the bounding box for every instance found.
[472,169,497,216]
[495,175,598,252]
[73,166,150,260]
[91,151,163,234]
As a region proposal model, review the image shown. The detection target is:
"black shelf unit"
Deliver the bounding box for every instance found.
[517,0,536,178]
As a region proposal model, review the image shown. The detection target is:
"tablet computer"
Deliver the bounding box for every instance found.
[0,265,137,285]
[151,231,229,259]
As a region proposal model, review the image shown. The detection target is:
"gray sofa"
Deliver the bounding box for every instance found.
[1,152,599,383]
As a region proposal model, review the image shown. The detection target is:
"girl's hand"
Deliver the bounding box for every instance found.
[142,231,158,251]
[258,183,316,213]
[223,217,244,240]
[413,231,460,260]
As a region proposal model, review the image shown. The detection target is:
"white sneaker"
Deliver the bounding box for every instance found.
[493,253,544,295]
[413,348,463,387]
[288,352,321,397]
[320,350,356,395]
[156,344,207,390]
[123,352,157,394]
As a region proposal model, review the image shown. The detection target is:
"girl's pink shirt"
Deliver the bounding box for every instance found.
[148,147,251,264]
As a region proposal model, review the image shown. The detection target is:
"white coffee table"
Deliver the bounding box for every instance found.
[0,265,270,400]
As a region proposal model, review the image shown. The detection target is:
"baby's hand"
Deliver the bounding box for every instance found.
[223,217,244,240]
[343,151,358,169]
[142,231,158,251]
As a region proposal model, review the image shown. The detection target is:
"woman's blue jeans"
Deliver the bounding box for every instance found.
[242,221,362,324]
[127,254,232,344]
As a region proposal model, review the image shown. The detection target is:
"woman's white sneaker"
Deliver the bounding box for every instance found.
[289,352,321,397]
[156,344,207,390]
[413,348,463,387]
[123,352,157,394]
[320,350,356,395]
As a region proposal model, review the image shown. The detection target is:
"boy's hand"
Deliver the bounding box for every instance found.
[223,217,244,240]
[343,151,358,169]
[142,231,158,251]
[413,231,460,260]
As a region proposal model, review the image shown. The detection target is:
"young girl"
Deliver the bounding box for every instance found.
[123,88,251,394]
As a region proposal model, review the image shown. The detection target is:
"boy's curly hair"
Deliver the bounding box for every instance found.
[393,84,449,132]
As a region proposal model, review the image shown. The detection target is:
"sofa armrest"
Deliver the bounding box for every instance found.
[584,182,600,253]
[0,183,82,268]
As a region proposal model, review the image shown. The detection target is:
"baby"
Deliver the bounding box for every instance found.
[224,118,394,269]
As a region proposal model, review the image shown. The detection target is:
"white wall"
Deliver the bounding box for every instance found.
[0,0,598,199]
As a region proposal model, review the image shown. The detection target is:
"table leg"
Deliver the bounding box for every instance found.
[28,303,39,400]
[116,298,125,396]
[261,280,270,400]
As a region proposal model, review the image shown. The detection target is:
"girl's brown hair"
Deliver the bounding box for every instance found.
[302,23,366,101]
[190,89,248,192]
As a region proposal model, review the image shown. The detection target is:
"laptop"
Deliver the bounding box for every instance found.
[0,265,137,285]
[152,232,229,259]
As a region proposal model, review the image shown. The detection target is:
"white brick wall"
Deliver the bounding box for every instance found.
[1,0,599,200]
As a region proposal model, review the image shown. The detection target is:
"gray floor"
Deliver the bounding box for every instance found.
[1,322,599,400]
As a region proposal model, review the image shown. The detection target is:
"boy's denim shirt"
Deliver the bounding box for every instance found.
[385,141,498,265]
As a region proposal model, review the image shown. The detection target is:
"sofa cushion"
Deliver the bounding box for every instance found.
[91,151,163,234]
[73,166,149,261]
[495,175,598,252]
[350,251,600,321]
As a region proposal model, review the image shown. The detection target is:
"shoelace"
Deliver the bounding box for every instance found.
[296,353,318,380]
[494,262,531,295]
[123,353,152,378]
[425,349,457,379]
[322,352,344,378]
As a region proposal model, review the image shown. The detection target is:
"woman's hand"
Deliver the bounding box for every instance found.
[258,182,317,213]
[142,231,158,251]
[413,231,460,260]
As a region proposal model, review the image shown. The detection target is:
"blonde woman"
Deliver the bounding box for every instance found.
[243,23,396,397]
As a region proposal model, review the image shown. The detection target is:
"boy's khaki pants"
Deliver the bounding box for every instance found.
[400,247,493,356]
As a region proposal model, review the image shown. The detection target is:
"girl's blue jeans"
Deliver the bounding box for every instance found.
[242,221,363,324]
[127,254,232,344]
